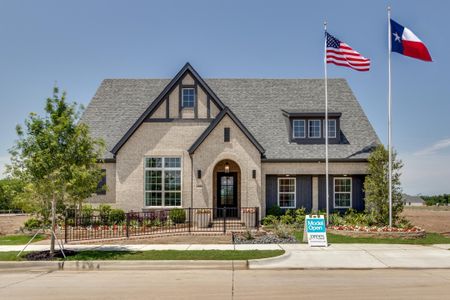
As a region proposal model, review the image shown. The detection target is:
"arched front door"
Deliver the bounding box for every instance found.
[214,160,240,218]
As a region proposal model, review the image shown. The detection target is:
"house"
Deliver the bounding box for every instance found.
[81,63,379,219]
[403,194,425,206]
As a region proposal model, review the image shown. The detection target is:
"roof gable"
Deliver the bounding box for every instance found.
[111,63,226,155]
[188,107,265,155]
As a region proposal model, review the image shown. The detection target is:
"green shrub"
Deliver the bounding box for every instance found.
[262,215,279,226]
[285,209,295,218]
[23,218,42,230]
[294,208,306,225]
[329,213,345,225]
[267,205,282,217]
[109,208,125,225]
[169,208,186,224]
[273,222,294,239]
[81,205,94,226]
[98,204,112,225]
[280,214,295,225]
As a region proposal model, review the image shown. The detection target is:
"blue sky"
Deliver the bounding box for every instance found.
[0,0,449,195]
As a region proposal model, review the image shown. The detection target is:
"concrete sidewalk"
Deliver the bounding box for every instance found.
[1,243,449,269]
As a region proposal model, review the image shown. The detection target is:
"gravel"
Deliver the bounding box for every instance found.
[233,233,297,244]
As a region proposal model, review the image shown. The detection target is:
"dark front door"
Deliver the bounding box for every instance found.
[216,172,238,218]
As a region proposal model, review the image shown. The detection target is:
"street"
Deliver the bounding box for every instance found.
[1,269,450,299]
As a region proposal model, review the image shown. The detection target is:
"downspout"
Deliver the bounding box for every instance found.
[189,153,194,208]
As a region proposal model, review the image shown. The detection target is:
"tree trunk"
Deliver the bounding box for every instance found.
[50,193,56,255]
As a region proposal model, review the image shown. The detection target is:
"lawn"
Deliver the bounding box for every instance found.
[0,234,46,245]
[0,250,285,261]
[294,231,450,245]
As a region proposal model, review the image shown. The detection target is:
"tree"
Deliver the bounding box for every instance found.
[0,178,24,211]
[8,87,105,254]
[364,144,404,226]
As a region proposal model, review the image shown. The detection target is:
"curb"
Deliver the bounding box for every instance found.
[0,260,248,271]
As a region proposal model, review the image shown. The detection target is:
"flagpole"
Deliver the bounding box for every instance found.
[388,6,393,227]
[324,20,329,226]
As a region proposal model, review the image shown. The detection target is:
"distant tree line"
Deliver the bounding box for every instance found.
[421,194,450,206]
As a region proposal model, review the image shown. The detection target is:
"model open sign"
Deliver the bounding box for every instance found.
[304,215,328,247]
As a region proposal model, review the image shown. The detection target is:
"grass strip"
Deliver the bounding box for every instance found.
[0,234,46,245]
[0,250,285,261]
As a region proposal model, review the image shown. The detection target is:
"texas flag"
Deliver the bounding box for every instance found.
[390,19,432,62]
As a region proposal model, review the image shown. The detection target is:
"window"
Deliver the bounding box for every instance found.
[292,120,305,138]
[181,88,195,108]
[324,119,336,138]
[278,178,296,208]
[145,157,181,207]
[224,127,230,142]
[334,177,352,208]
[96,169,107,195]
[308,120,321,138]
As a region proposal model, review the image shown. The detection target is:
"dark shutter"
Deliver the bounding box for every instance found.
[224,127,230,142]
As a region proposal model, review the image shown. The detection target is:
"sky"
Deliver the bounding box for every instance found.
[0,0,449,195]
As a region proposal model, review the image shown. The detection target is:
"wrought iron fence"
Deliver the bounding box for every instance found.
[64,207,259,242]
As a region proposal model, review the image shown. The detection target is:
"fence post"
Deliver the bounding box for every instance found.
[188,207,192,233]
[64,211,68,243]
[126,213,130,238]
[223,207,226,234]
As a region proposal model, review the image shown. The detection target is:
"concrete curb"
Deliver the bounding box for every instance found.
[0,260,248,271]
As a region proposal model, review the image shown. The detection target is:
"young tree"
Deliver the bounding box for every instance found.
[364,144,404,226]
[9,87,105,254]
[0,178,24,211]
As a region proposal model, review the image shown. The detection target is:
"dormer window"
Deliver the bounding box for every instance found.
[292,120,305,138]
[326,119,337,138]
[182,88,195,108]
[308,120,321,138]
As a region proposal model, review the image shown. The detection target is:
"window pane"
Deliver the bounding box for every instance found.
[335,193,351,207]
[279,178,295,193]
[293,120,305,138]
[145,192,162,206]
[325,120,336,138]
[279,193,295,208]
[164,157,181,168]
[165,170,181,191]
[164,192,181,206]
[308,120,321,138]
[182,88,195,108]
[146,157,162,168]
[145,170,162,191]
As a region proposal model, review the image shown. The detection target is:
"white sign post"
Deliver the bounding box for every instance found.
[304,215,328,247]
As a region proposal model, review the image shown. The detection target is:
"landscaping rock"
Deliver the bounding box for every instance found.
[233,232,297,244]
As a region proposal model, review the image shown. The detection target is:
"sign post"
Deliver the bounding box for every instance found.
[304,215,328,247]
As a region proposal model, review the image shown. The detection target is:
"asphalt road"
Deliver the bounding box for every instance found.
[1,269,449,299]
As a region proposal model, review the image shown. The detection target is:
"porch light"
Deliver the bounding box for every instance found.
[224,162,230,173]
[197,170,202,179]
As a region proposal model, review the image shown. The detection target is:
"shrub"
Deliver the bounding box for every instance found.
[267,205,282,217]
[81,205,94,226]
[98,204,112,225]
[23,217,42,230]
[243,230,254,240]
[262,215,279,226]
[280,214,295,225]
[169,208,186,224]
[273,222,294,239]
[329,213,345,225]
[294,208,306,225]
[109,208,125,224]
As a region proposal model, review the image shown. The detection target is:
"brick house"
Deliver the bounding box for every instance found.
[81,63,379,219]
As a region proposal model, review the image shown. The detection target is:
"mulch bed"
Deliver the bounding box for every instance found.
[25,249,78,261]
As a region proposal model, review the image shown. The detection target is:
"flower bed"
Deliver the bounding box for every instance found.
[328,225,426,239]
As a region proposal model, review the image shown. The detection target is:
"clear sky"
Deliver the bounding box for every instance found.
[0,0,449,195]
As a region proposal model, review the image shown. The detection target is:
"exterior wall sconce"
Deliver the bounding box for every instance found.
[197,170,201,179]
[252,170,256,179]
[224,162,230,173]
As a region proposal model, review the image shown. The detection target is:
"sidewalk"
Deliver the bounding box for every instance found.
[1,243,449,269]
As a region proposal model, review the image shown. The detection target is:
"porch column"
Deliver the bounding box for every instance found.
[312,176,319,211]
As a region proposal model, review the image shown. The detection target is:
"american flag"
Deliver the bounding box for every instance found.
[326,32,370,71]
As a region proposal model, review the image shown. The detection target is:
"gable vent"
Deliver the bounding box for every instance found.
[224,127,230,142]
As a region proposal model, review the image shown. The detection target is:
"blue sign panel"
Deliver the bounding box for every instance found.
[306,218,326,233]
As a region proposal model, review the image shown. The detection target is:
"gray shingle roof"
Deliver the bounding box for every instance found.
[81,78,379,160]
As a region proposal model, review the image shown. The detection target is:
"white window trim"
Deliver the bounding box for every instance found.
[277,177,296,209]
[308,119,321,138]
[333,177,352,209]
[144,156,183,208]
[181,88,196,108]
[324,119,337,139]
[292,119,306,138]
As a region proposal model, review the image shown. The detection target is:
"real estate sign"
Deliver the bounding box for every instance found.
[304,215,328,247]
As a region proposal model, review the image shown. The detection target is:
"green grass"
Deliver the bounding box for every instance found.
[0,234,46,245]
[294,231,450,245]
[0,250,285,261]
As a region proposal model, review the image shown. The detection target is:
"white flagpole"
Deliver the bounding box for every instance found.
[324,21,329,225]
[388,6,393,227]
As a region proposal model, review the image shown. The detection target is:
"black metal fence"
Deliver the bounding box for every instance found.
[64,207,259,242]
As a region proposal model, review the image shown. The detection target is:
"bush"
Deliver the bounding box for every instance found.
[294,208,306,225]
[273,222,294,239]
[23,218,42,230]
[280,214,295,225]
[262,215,279,226]
[267,205,282,217]
[98,204,112,225]
[81,205,94,226]
[109,208,125,224]
[169,208,186,224]
[329,213,345,225]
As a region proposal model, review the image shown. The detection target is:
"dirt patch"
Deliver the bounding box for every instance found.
[401,207,450,234]
[65,234,233,245]
[25,249,77,261]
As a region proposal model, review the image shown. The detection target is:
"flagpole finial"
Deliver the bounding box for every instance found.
[388,5,391,12]
[324,21,327,31]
